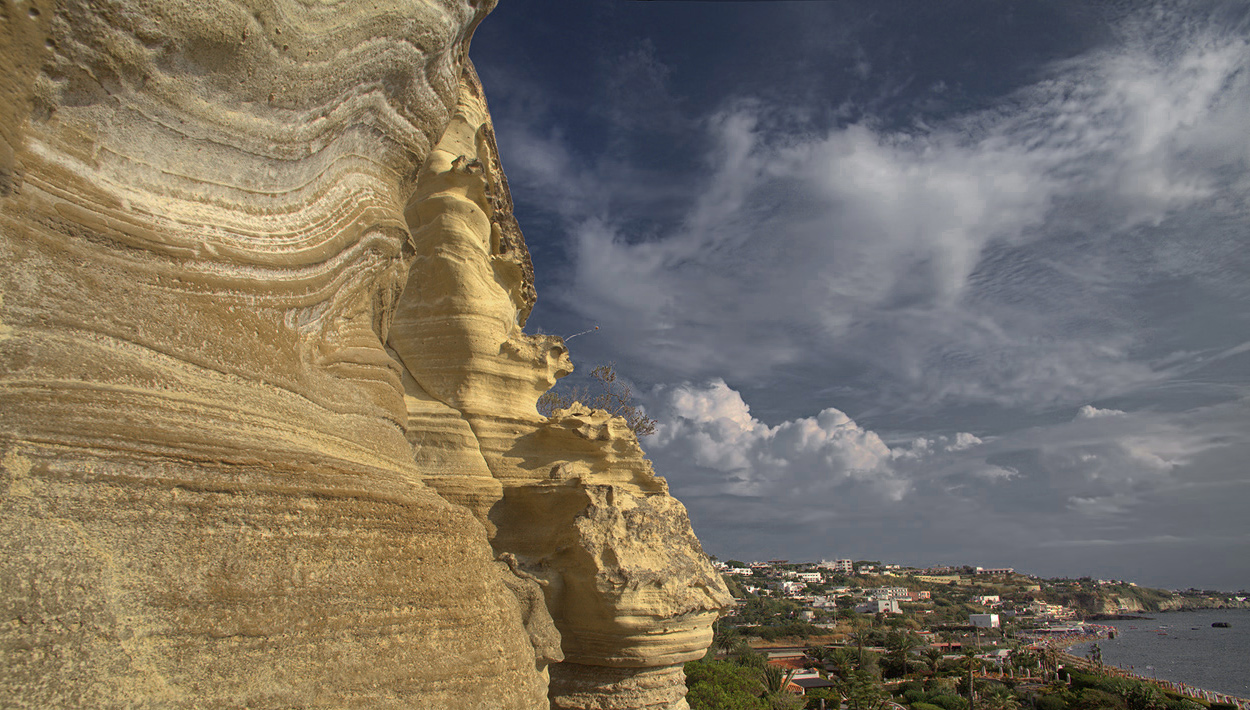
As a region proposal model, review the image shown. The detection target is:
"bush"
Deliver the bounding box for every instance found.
[1037,694,1071,710]
[805,689,841,709]
[902,689,929,705]
[1160,695,1210,710]
[929,695,970,710]
[912,703,947,710]
[897,682,925,696]
[1073,689,1127,710]
[537,363,656,435]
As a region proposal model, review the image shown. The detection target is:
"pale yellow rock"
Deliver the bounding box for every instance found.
[388,67,732,709]
[2,0,728,707]
[1,0,549,707]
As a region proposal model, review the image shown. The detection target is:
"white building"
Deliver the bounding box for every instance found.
[969,613,1000,628]
[867,586,909,600]
[780,581,805,596]
[819,559,855,575]
[856,599,900,614]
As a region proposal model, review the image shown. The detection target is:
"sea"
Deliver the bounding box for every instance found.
[1067,609,1250,699]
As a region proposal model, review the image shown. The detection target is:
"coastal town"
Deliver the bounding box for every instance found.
[687,557,1248,710]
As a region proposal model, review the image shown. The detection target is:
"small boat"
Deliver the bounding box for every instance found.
[1212,622,1231,628]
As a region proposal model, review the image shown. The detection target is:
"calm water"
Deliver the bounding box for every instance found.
[1068,609,1250,698]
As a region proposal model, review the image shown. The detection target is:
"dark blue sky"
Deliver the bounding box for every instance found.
[470,0,1250,590]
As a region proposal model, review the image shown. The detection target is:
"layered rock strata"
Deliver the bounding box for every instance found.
[0,0,729,707]
[388,68,731,709]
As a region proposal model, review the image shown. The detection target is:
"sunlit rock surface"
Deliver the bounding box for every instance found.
[388,70,732,708]
[0,0,728,707]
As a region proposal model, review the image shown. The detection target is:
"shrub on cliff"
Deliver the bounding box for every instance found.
[537,363,657,435]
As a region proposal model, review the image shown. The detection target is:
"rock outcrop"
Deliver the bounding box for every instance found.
[0,0,728,708]
[388,62,731,709]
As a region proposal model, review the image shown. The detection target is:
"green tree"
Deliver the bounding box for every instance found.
[839,670,890,710]
[685,659,768,710]
[826,648,857,680]
[884,631,921,679]
[961,650,981,710]
[730,644,769,669]
[924,647,945,676]
[536,362,657,435]
[805,688,841,710]
[850,622,874,668]
[805,644,833,670]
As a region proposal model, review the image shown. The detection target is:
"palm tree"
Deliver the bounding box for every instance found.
[924,647,945,676]
[885,631,920,679]
[762,664,797,692]
[827,647,856,680]
[850,622,874,669]
[761,665,803,710]
[806,644,833,670]
[980,685,1021,710]
[1038,646,1060,681]
[962,649,982,710]
[1007,648,1038,679]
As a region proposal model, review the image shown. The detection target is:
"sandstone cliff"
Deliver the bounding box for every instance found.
[0,0,729,708]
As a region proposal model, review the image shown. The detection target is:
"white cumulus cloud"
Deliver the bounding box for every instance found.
[650,380,995,501]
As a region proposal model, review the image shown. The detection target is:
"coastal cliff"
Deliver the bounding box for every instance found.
[0,1,728,707]
[1095,595,1250,616]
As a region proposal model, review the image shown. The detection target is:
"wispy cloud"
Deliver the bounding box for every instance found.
[476,0,1250,588]
[500,3,1249,416]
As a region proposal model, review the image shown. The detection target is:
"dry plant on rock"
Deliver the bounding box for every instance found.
[537,363,658,437]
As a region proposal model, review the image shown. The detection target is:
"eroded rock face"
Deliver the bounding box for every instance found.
[388,68,732,710]
[1,0,728,707]
[1,0,549,707]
